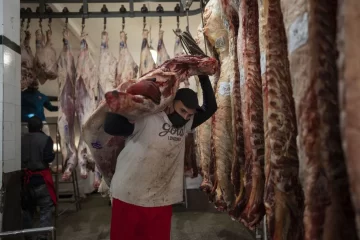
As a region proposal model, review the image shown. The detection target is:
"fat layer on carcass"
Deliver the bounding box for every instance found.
[83,31,138,188]
[203,0,235,211]
[236,0,265,228]
[157,30,170,66]
[57,29,77,180]
[194,23,219,195]
[21,29,36,90]
[34,29,58,84]
[98,31,117,102]
[115,31,138,87]
[68,34,97,180]
[261,0,304,239]
[139,29,156,77]
[338,0,360,238]
[84,54,218,186]
[105,55,218,121]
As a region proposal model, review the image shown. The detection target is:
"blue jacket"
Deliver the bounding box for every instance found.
[21,89,58,122]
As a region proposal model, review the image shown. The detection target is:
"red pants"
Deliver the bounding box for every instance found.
[110,198,172,240]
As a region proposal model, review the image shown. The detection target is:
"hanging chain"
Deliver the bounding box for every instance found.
[122,17,125,31]
[26,18,31,30]
[81,17,85,35]
[103,18,107,31]
[143,17,146,30]
[101,4,108,31]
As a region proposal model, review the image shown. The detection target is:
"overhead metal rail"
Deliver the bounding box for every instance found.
[20,0,204,19]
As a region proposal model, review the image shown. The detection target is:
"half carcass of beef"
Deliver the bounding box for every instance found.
[157,30,170,66]
[235,0,265,229]
[21,30,35,90]
[139,29,156,77]
[98,31,117,102]
[338,0,360,238]
[280,0,358,239]
[34,29,58,84]
[261,0,304,239]
[184,132,198,178]
[105,55,218,121]
[57,29,77,181]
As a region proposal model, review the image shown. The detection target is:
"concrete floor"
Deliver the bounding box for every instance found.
[55,192,256,240]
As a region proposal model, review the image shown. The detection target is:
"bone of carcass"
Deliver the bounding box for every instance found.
[34,29,58,84]
[57,29,77,181]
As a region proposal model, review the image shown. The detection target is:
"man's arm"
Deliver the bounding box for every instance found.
[43,95,59,112]
[191,75,217,129]
[43,137,55,163]
[104,112,135,137]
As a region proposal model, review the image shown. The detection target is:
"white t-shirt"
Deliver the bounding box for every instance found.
[110,111,194,207]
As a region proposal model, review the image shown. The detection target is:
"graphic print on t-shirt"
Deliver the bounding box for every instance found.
[158,123,185,142]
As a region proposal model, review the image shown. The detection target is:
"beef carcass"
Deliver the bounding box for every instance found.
[194,24,219,194]
[184,132,198,178]
[203,0,235,211]
[57,29,77,181]
[139,29,156,77]
[234,0,265,228]
[105,55,218,121]
[84,54,217,186]
[21,29,36,90]
[98,31,117,102]
[64,34,97,180]
[34,29,58,84]
[82,32,139,188]
[261,0,304,239]
[338,0,360,238]
[157,30,170,66]
[174,28,185,57]
[115,31,138,87]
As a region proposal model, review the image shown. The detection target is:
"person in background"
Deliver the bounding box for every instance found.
[21,116,57,240]
[21,81,58,136]
[104,75,217,240]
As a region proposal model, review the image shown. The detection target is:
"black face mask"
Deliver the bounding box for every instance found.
[168,110,189,128]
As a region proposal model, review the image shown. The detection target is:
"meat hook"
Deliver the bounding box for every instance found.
[122,17,125,31]
[174,4,181,29]
[119,5,126,31]
[81,17,85,35]
[156,4,164,30]
[101,4,108,31]
[25,8,32,30]
[141,4,148,29]
[62,7,69,30]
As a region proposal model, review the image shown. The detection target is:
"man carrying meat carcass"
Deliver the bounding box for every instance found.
[104,75,216,240]
[21,116,57,240]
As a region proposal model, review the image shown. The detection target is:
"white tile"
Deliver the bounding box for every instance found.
[3,121,14,141]
[13,156,20,171]
[0,46,3,64]
[3,83,15,104]
[3,159,16,173]
[15,104,20,126]
[3,102,15,122]
[14,54,21,87]
[3,45,18,69]
[3,140,15,161]
[2,0,20,45]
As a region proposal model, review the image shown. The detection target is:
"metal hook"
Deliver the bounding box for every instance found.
[122,17,125,31]
[119,5,126,31]
[62,7,69,29]
[174,4,181,29]
[81,17,85,34]
[25,8,32,30]
[156,4,164,30]
[141,4,148,30]
[101,4,108,31]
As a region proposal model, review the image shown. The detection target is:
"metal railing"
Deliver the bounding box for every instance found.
[0,226,56,240]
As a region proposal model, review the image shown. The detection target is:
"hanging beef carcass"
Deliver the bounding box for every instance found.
[115,31,138,87]
[157,30,170,66]
[338,0,360,238]
[82,31,139,187]
[84,54,218,186]
[34,28,58,84]
[21,29,36,90]
[174,28,185,57]
[194,24,219,195]
[203,0,235,211]
[235,0,265,228]
[184,132,198,178]
[57,29,77,181]
[63,34,97,180]
[139,29,156,77]
[98,31,117,102]
[261,0,304,239]
[105,55,218,120]
[280,0,358,238]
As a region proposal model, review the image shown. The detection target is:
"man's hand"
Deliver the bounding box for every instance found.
[126,78,161,105]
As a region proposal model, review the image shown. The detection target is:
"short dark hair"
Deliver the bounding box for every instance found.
[27,116,43,132]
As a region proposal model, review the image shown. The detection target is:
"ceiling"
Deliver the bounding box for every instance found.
[20,1,203,97]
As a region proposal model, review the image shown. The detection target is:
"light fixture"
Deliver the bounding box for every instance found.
[53,143,61,152]
[150,49,157,63]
